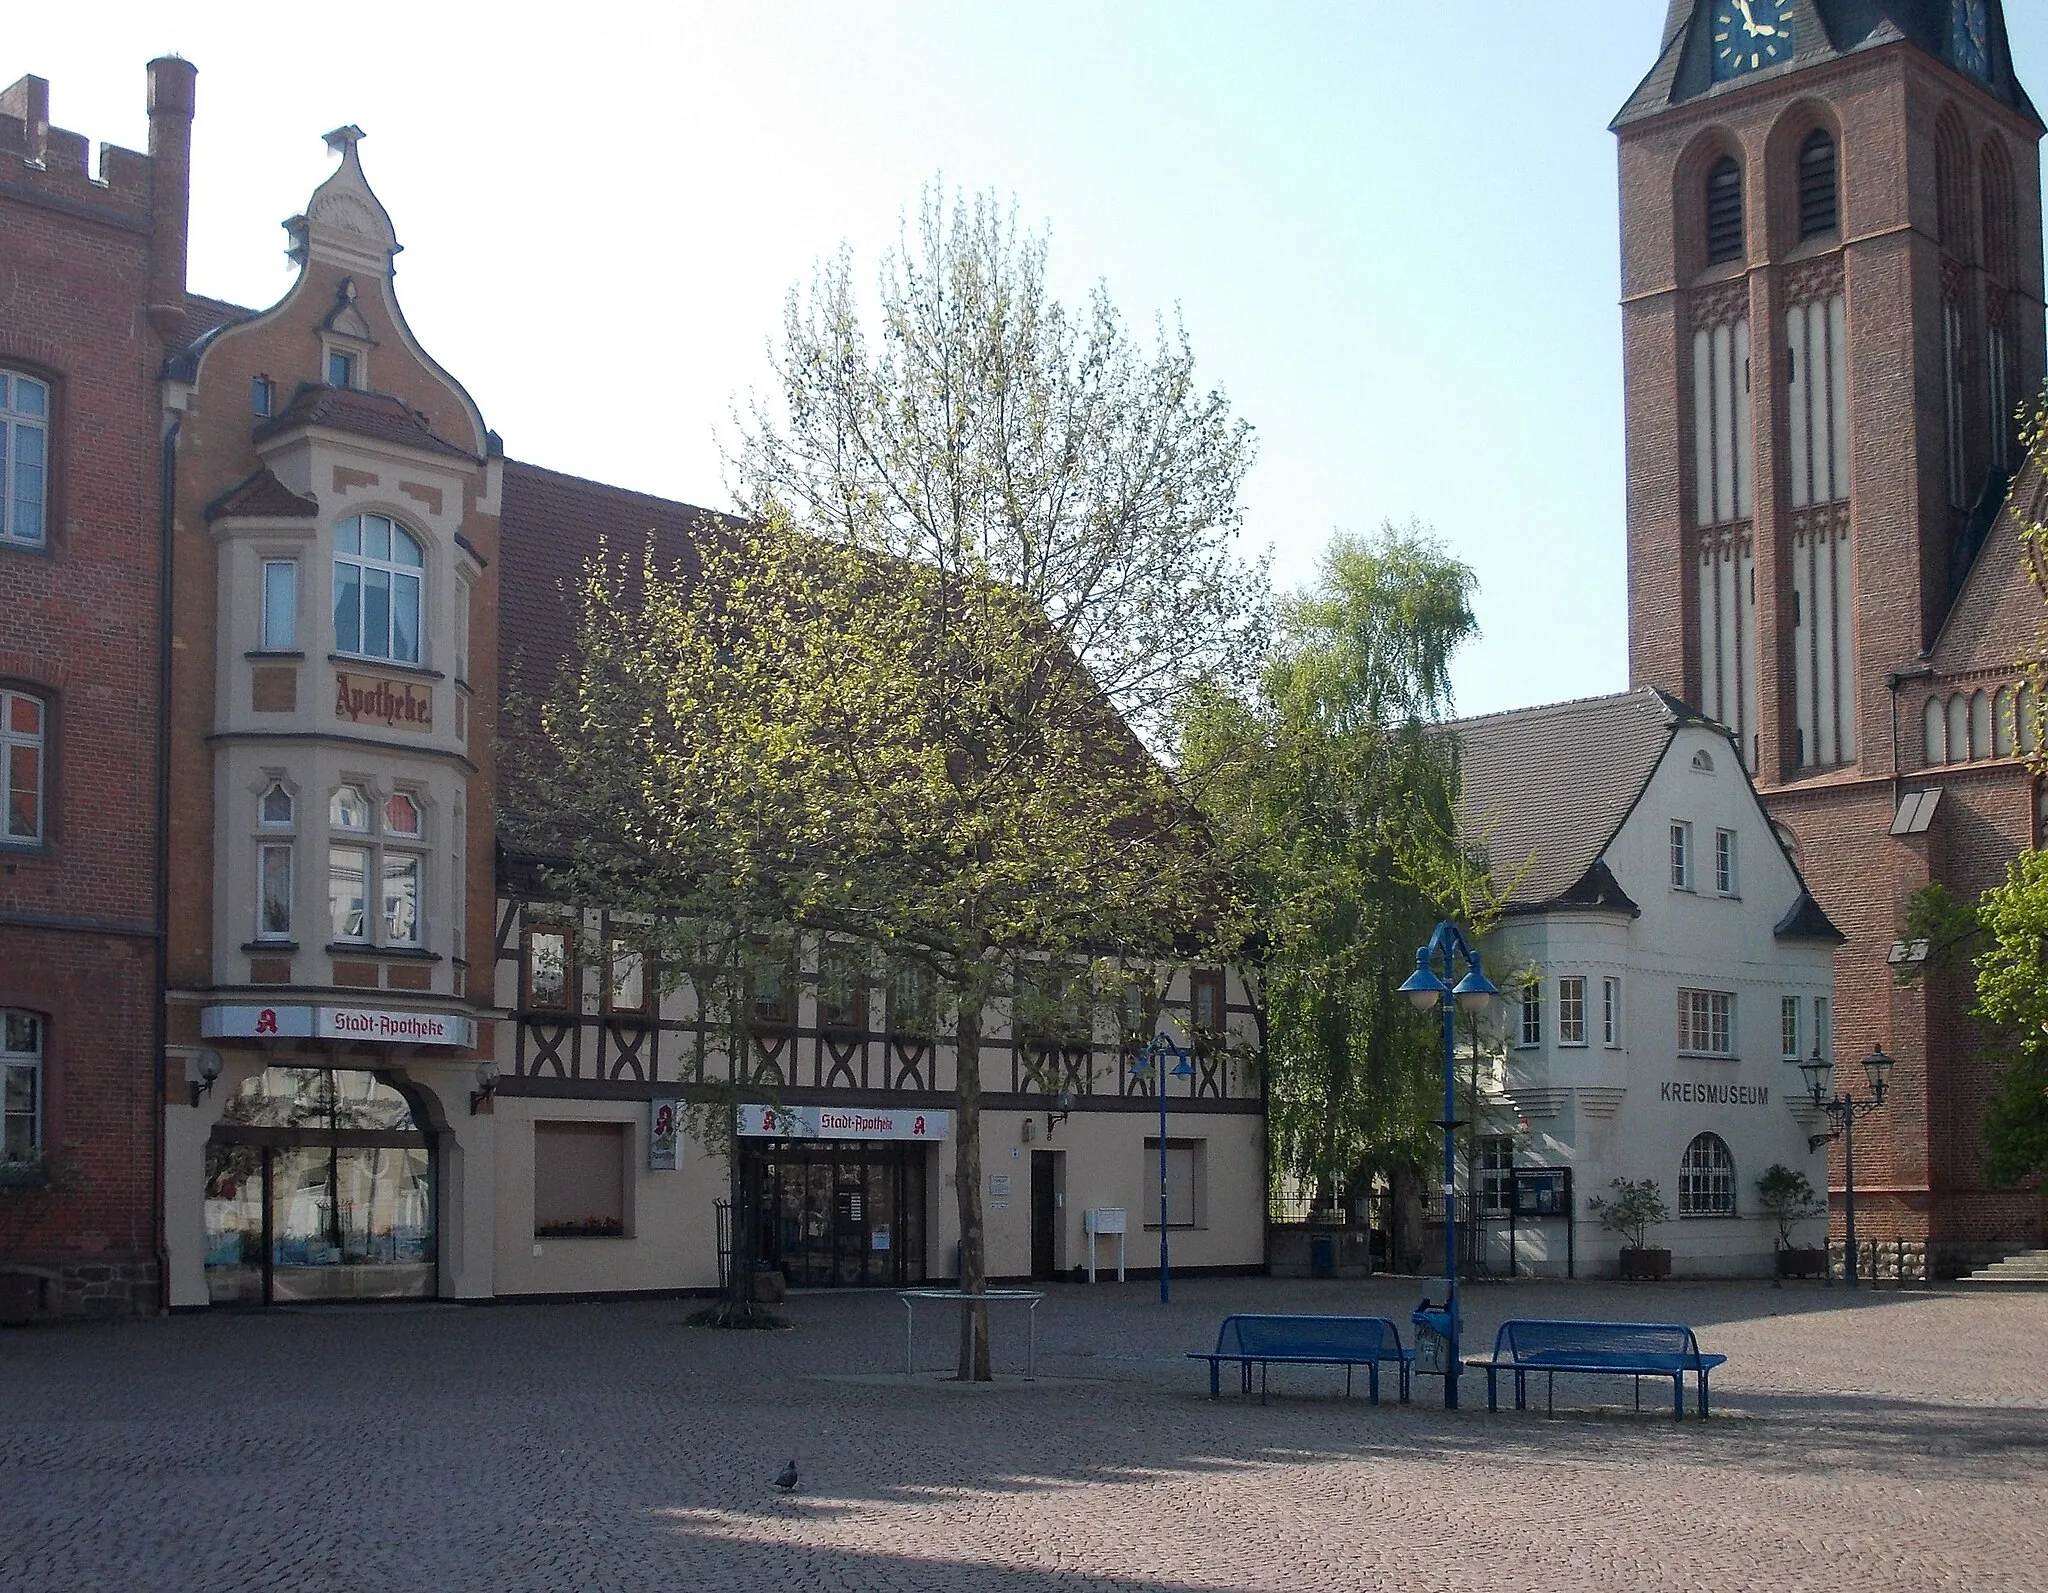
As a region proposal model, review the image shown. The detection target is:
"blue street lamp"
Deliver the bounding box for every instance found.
[1397,921,1499,1410]
[1132,1033,1195,1304]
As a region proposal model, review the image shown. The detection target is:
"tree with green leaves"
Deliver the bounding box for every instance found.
[518,184,1265,1378]
[1900,862,2048,1186]
[1178,524,1494,1264]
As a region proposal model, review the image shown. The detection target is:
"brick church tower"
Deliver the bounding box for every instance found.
[1617,1,2048,1271]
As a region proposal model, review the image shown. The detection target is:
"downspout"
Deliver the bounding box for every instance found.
[152,414,179,1312]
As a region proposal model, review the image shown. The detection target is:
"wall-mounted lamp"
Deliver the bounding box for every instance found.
[1046,1088,1076,1140]
[470,1058,499,1115]
[188,1049,223,1109]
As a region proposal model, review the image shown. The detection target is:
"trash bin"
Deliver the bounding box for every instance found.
[1310,1231,1336,1278]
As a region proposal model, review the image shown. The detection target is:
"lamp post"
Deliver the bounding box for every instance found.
[1397,921,1499,1410]
[1132,1033,1194,1304]
[1801,1044,1893,1287]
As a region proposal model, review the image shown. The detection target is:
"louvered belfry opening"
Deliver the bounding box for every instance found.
[1706,156,1744,264]
[1798,130,1838,238]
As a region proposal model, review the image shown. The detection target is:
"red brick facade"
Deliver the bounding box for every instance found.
[1620,9,2048,1270]
[0,60,195,1314]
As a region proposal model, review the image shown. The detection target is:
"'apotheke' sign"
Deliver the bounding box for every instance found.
[736,1104,948,1141]
[335,671,432,732]
[200,1004,476,1048]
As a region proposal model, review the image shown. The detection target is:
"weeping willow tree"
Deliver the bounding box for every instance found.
[1180,524,1495,1262]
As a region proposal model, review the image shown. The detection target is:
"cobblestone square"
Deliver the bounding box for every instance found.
[2,1276,2044,1591]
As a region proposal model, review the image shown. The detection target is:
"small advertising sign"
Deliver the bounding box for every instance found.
[734,1104,949,1141]
[649,1098,680,1170]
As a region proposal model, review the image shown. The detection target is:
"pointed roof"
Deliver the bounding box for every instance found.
[1615,1,2039,130]
[254,382,477,461]
[1454,686,1700,912]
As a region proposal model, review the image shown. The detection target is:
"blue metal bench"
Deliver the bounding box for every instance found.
[1188,1314,1412,1404]
[1463,1319,1727,1420]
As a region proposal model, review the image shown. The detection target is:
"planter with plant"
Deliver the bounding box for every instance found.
[1587,1176,1672,1279]
[1755,1163,1829,1278]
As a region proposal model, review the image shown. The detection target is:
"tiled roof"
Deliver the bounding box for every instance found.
[1454,687,1694,910]
[254,382,477,460]
[1775,889,1846,942]
[204,467,318,522]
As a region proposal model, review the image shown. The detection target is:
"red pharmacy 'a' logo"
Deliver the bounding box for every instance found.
[761,1110,776,1131]
[912,1116,926,1136]
[255,1008,279,1035]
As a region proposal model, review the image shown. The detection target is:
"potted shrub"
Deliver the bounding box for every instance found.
[1588,1177,1672,1279]
[1756,1163,1828,1278]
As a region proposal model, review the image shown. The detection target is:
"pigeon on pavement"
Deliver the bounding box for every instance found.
[772,1460,799,1492]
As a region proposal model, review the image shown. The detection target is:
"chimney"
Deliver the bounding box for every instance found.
[0,74,49,165]
[144,56,196,341]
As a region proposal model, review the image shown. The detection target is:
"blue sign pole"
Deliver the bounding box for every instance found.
[1142,1035,1194,1305]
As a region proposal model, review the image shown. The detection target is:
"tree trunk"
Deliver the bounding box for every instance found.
[1390,1162,1426,1275]
[952,996,992,1380]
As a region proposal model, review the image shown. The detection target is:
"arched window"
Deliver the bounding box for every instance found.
[1948,694,1971,761]
[1679,1132,1736,1217]
[1971,691,1992,762]
[1981,137,2017,282]
[1924,696,1947,764]
[259,781,294,828]
[333,515,424,664]
[1798,129,1838,238]
[0,371,49,548]
[2,688,46,843]
[256,782,294,944]
[1935,110,1973,259]
[1706,156,1745,264]
[1995,686,2016,757]
[2019,684,2040,755]
[1,1010,42,1157]
[1691,749,1715,773]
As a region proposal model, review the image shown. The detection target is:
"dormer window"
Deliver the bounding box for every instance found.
[1705,157,1744,264]
[1798,129,1838,239]
[1690,749,1715,774]
[327,350,357,389]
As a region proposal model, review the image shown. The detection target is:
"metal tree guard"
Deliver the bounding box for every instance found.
[1397,920,1500,1410]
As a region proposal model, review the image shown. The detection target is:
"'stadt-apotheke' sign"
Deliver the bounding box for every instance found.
[335,671,433,732]
[1660,1080,1770,1106]
[735,1104,949,1141]
[200,1004,476,1048]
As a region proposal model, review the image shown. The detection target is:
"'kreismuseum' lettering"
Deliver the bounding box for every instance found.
[1661,1081,1769,1106]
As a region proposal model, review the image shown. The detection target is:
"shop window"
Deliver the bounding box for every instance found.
[2,1009,42,1158]
[1557,976,1586,1045]
[1679,1132,1737,1217]
[0,371,48,548]
[533,1121,627,1237]
[1141,1137,1203,1228]
[526,927,569,1009]
[334,515,424,665]
[1,688,46,843]
[1678,988,1734,1056]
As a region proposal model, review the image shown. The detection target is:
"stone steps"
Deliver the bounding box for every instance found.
[1960,1249,2048,1284]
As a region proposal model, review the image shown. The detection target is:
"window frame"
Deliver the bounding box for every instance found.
[1190,968,1227,1036]
[0,369,51,550]
[1813,995,1832,1062]
[256,840,294,943]
[251,374,274,419]
[1140,1135,1204,1230]
[1678,987,1736,1057]
[327,843,371,944]
[332,514,426,666]
[523,923,571,1011]
[1678,1131,1737,1218]
[1705,155,1744,265]
[1797,128,1839,240]
[1781,994,1801,1062]
[1601,975,1622,1048]
[260,558,299,652]
[1,686,48,846]
[326,349,358,390]
[1477,1134,1514,1218]
[2,1009,44,1159]
[1517,979,1542,1049]
[817,944,865,1032]
[1556,975,1587,1047]
[1714,827,1738,895]
[887,961,935,1039]
[1670,821,1693,891]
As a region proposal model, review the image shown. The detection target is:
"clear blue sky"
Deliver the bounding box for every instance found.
[12,3,2048,717]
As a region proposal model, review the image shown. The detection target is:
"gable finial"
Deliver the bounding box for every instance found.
[323,124,366,159]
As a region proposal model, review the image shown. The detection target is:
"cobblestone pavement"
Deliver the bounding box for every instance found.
[2,1276,2045,1591]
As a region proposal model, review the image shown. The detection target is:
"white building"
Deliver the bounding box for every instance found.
[1455,688,1839,1278]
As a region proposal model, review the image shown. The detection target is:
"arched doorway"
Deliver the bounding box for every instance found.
[203,1067,435,1304]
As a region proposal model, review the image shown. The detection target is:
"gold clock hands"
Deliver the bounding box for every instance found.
[1731,0,1758,31]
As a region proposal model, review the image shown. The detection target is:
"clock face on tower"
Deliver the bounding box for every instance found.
[1951,0,1991,82]
[1710,0,1795,82]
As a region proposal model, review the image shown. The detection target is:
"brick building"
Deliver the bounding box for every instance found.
[1618,1,2047,1270]
[0,59,201,1316]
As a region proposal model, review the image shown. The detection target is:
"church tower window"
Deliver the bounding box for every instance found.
[1797,130,1837,239]
[1705,157,1744,264]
